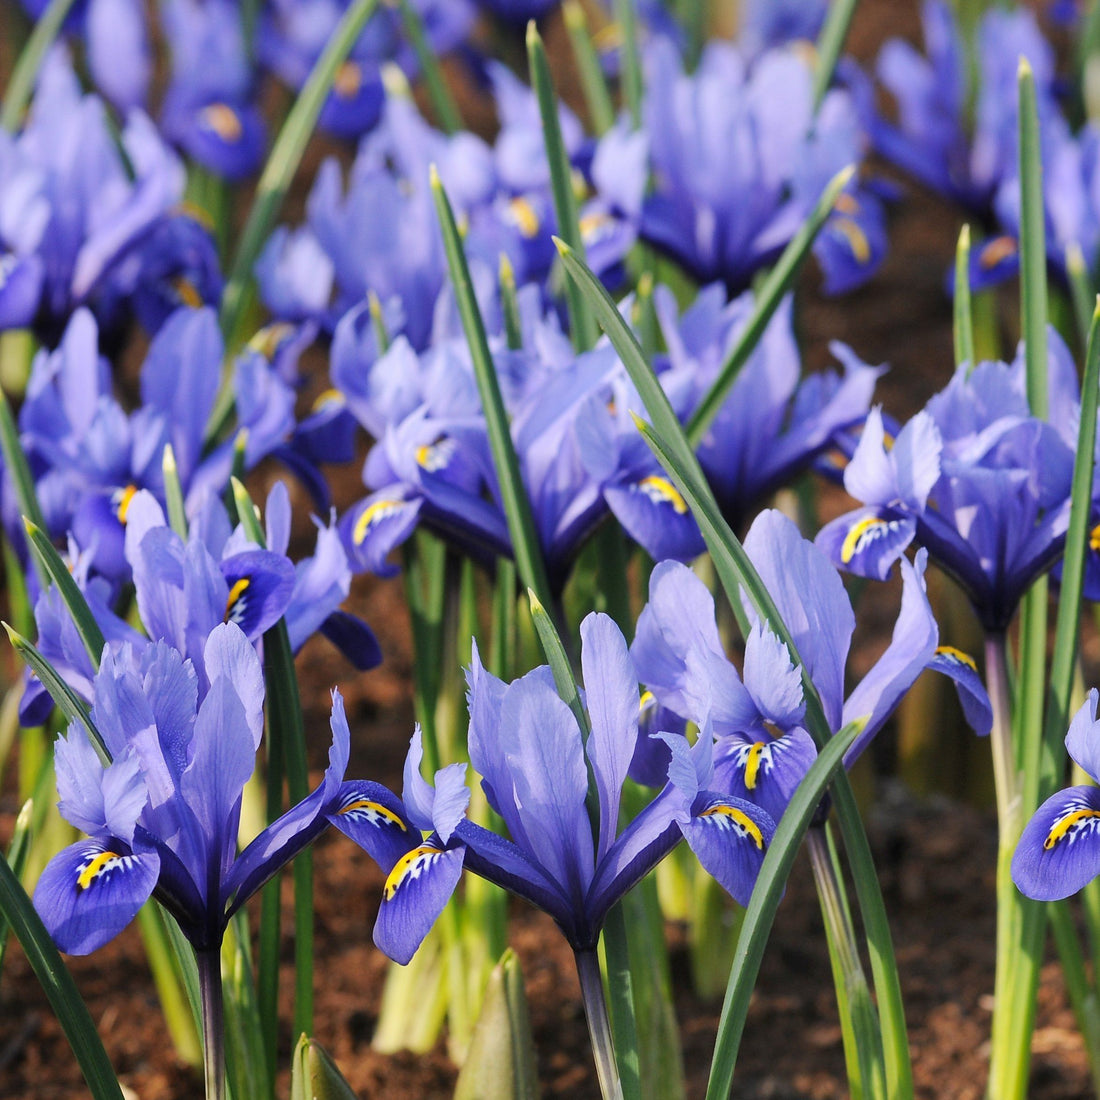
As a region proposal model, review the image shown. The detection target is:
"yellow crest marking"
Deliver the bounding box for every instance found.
[743,742,766,791]
[1089,523,1100,554]
[171,276,203,309]
[840,516,890,565]
[77,850,121,891]
[1045,808,1100,850]
[509,197,541,238]
[637,476,688,515]
[225,577,251,622]
[114,484,139,525]
[832,217,871,265]
[312,388,345,413]
[334,60,363,99]
[700,804,764,850]
[353,500,403,546]
[383,845,441,901]
[935,645,977,672]
[337,799,408,830]
[201,103,243,143]
[979,235,1017,270]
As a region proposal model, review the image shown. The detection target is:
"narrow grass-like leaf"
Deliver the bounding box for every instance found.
[432,170,555,611]
[683,166,854,445]
[612,0,643,129]
[396,0,463,133]
[704,720,864,1100]
[954,225,975,371]
[230,478,314,1043]
[0,851,126,1099]
[0,798,33,985]
[163,444,188,539]
[2,623,107,763]
[528,22,599,351]
[23,519,106,669]
[0,391,48,590]
[635,417,914,1097]
[987,59,1053,1100]
[1067,244,1095,352]
[499,254,524,351]
[0,0,80,131]
[210,0,382,438]
[563,0,615,135]
[603,902,642,1100]
[811,0,860,110]
[528,590,589,736]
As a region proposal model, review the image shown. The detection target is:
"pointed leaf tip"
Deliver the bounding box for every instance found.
[429,163,441,189]
[526,18,540,47]
[1018,55,1033,79]
[552,235,570,257]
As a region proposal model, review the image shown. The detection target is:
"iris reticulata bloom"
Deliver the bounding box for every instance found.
[1013,691,1100,901]
[337,613,776,964]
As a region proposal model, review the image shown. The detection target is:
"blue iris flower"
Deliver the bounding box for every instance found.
[631,510,990,822]
[332,612,775,964]
[1013,691,1100,901]
[816,330,1080,632]
[33,625,359,954]
[0,49,185,338]
[632,36,885,296]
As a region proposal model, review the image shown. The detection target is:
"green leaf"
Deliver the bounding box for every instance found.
[395,0,462,133]
[453,950,540,1100]
[611,0,643,129]
[954,225,975,372]
[23,518,107,669]
[431,170,555,612]
[563,0,616,135]
[290,1034,360,1100]
[811,0,860,110]
[0,390,48,590]
[0,798,33,986]
[0,0,80,131]
[0,850,127,1099]
[163,444,189,539]
[2,623,109,765]
[528,20,598,351]
[705,720,864,1100]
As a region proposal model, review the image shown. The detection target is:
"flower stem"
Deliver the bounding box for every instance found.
[575,948,626,1100]
[197,948,226,1100]
[806,825,885,1100]
[984,634,1019,839]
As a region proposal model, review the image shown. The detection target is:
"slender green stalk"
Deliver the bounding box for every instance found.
[705,721,865,1099]
[432,170,554,610]
[162,445,189,539]
[602,903,642,1100]
[396,0,463,133]
[197,949,227,1100]
[528,22,599,351]
[0,851,126,1099]
[0,0,80,130]
[807,827,885,1100]
[563,0,616,134]
[1066,245,1095,352]
[0,391,48,591]
[576,948,626,1100]
[1048,900,1100,1097]
[0,798,33,985]
[955,225,975,371]
[811,0,860,111]
[210,0,382,437]
[257,704,286,1085]
[136,906,203,1069]
[611,0,643,129]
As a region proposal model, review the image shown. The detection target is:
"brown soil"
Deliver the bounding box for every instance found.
[0,1,1094,1098]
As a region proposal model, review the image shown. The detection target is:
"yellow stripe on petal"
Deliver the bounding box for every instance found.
[832,217,871,265]
[201,103,243,143]
[743,742,766,791]
[699,804,764,849]
[1089,523,1100,554]
[225,577,251,623]
[77,850,122,891]
[935,645,978,672]
[840,516,896,565]
[1044,808,1100,850]
[509,197,541,239]
[383,845,442,901]
[979,235,1017,270]
[113,484,139,525]
[352,500,404,546]
[334,60,363,99]
[337,798,408,831]
[636,476,688,514]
